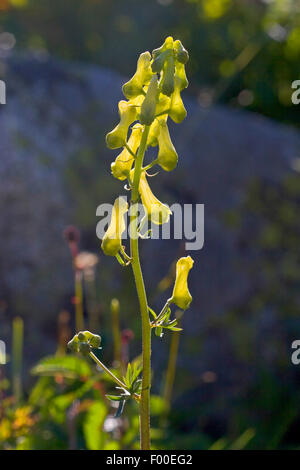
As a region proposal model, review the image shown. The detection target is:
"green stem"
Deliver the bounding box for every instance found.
[143,158,158,172]
[89,351,140,402]
[130,125,151,450]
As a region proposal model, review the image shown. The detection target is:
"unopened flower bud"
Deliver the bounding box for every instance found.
[157,119,178,171]
[174,39,189,64]
[101,197,128,256]
[161,54,175,97]
[79,342,91,356]
[68,334,79,353]
[151,49,171,74]
[106,101,137,149]
[123,52,153,99]
[140,75,159,126]
[89,334,101,349]
[111,124,143,180]
[77,331,86,341]
[170,256,194,310]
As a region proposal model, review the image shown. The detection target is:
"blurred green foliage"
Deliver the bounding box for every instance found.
[1,0,300,125]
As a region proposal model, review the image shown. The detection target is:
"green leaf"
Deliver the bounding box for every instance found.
[106,394,123,402]
[28,376,55,406]
[48,377,98,423]
[150,395,168,416]
[126,362,132,387]
[131,379,142,394]
[123,361,142,391]
[148,307,157,319]
[167,319,178,327]
[104,441,121,450]
[31,355,92,379]
[164,308,172,323]
[131,363,142,384]
[83,401,108,450]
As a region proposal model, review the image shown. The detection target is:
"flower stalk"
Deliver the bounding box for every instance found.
[70,37,194,451]
[129,125,152,449]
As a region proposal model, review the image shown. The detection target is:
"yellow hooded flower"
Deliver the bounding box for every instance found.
[122,51,153,99]
[155,93,171,117]
[170,256,194,310]
[157,119,178,171]
[152,36,174,60]
[169,75,187,124]
[175,61,188,91]
[111,124,143,180]
[106,101,137,149]
[101,197,128,256]
[139,171,172,225]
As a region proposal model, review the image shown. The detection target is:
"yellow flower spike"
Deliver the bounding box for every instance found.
[101,197,128,256]
[123,51,153,99]
[139,171,172,225]
[140,75,159,126]
[169,76,187,124]
[170,256,194,310]
[106,101,137,149]
[111,124,143,180]
[157,119,178,171]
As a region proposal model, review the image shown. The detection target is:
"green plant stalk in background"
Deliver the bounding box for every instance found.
[12,316,24,403]
[85,275,98,333]
[163,317,181,413]
[75,270,84,332]
[111,299,123,371]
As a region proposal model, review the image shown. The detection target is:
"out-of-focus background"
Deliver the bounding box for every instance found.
[1,0,300,450]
